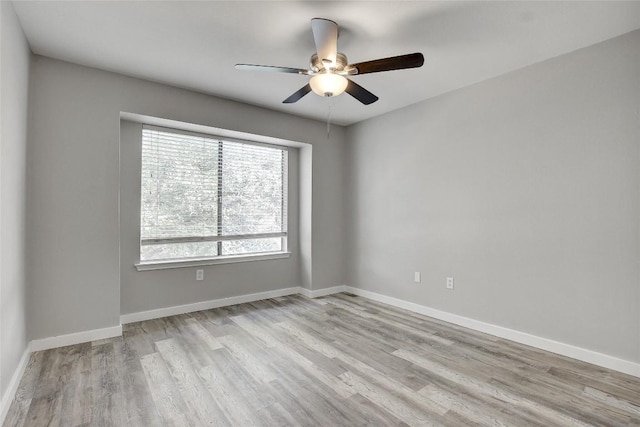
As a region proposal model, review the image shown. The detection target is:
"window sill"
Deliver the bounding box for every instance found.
[135,252,291,271]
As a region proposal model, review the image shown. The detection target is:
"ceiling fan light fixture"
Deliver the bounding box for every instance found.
[236,18,424,105]
[309,73,348,97]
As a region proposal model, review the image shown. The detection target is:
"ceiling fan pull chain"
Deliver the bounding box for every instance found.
[326,96,332,139]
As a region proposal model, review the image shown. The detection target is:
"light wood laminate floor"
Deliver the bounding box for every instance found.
[5,293,640,426]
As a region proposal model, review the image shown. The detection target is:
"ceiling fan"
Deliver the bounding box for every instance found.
[235,18,424,105]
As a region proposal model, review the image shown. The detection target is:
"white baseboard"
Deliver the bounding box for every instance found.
[0,346,31,425]
[29,325,123,352]
[299,285,347,299]
[344,286,640,378]
[120,286,302,324]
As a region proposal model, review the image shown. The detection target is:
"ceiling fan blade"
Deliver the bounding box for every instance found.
[235,64,310,75]
[345,79,379,105]
[311,18,338,67]
[349,52,424,75]
[283,84,312,103]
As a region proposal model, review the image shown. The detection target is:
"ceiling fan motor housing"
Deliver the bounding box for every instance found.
[310,52,350,73]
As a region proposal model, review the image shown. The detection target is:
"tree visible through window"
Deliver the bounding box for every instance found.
[140,126,287,262]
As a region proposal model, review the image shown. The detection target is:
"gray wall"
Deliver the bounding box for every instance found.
[346,30,640,363]
[0,0,30,399]
[28,56,346,339]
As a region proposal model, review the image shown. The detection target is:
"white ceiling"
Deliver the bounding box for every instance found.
[12,1,640,126]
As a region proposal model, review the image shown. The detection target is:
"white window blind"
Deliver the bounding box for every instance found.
[140,126,287,261]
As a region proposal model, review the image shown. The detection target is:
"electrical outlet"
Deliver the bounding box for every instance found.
[196,269,204,281]
[446,277,454,289]
[414,272,421,283]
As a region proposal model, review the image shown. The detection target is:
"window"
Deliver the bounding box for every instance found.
[140,126,288,263]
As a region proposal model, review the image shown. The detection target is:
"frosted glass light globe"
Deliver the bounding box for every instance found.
[309,73,348,97]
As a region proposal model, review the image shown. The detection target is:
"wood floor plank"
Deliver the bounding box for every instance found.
[140,352,192,427]
[267,355,388,427]
[5,293,640,427]
[266,379,326,427]
[394,347,593,426]
[91,342,127,427]
[154,339,231,426]
[184,317,224,352]
[58,343,92,426]
[198,363,262,426]
[113,338,163,426]
[258,401,301,427]
[337,369,445,426]
[2,397,30,427]
[13,352,45,403]
[216,333,278,384]
[347,392,409,426]
[583,386,640,417]
[22,346,80,426]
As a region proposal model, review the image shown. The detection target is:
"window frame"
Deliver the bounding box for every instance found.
[135,124,290,270]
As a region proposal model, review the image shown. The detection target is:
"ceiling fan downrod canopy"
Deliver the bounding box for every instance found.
[235,18,424,105]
